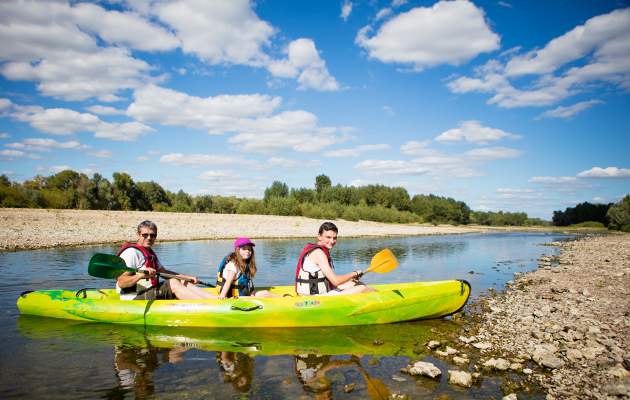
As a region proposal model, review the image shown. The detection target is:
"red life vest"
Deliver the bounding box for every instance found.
[116,242,160,287]
[294,243,336,295]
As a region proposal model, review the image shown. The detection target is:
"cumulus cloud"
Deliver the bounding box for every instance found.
[6,138,88,152]
[161,153,240,166]
[435,120,521,144]
[539,100,603,119]
[0,132,9,139]
[127,84,281,134]
[155,0,273,67]
[356,0,500,70]
[266,157,321,168]
[341,1,353,21]
[86,105,127,116]
[89,150,112,158]
[267,38,340,91]
[324,144,390,158]
[529,176,578,184]
[400,140,432,156]
[0,1,167,101]
[0,149,26,158]
[9,103,153,140]
[577,166,630,178]
[448,8,630,108]
[228,110,349,153]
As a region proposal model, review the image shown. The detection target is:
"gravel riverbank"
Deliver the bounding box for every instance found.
[455,234,630,399]
[0,208,482,252]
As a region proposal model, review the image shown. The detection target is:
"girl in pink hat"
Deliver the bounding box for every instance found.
[216,237,276,298]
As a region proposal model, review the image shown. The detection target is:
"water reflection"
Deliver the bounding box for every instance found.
[17,315,447,398]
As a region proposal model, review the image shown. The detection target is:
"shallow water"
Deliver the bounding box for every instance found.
[0,232,570,399]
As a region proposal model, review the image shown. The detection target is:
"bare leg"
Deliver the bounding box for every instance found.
[324,281,375,296]
[169,279,217,299]
[253,290,281,298]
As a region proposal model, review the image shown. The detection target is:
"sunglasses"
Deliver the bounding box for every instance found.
[141,233,157,239]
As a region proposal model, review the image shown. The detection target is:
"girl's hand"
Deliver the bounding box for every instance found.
[218,295,226,300]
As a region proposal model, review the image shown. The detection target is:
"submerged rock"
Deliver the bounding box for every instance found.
[406,361,441,379]
[447,370,472,387]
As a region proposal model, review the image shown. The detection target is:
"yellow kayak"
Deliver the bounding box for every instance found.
[17,280,471,328]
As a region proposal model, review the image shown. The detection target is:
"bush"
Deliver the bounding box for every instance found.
[264,196,301,216]
[607,195,630,231]
[569,221,605,228]
[237,199,266,215]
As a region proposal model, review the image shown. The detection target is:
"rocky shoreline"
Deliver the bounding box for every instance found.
[401,234,630,399]
[0,208,483,252]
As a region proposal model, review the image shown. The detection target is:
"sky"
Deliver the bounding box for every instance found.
[0,0,629,219]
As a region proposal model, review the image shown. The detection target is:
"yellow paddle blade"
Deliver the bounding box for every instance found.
[365,249,398,274]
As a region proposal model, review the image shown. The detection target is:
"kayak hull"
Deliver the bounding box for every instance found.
[17,281,471,328]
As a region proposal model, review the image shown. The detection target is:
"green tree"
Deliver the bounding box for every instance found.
[137,181,171,210]
[607,195,630,232]
[264,181,289,201]
[315,174,332,194]
[112,172,149,210]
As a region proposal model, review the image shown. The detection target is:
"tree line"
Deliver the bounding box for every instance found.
[4,169,626,229]
[552,197,630,232]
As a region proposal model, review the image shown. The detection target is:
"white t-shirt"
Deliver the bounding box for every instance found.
[116,247,163,300]
[221,261,240,280]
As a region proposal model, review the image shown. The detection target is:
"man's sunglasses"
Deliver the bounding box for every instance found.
[141,233,157,239]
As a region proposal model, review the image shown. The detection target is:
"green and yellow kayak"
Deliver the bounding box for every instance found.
[17,280,470,328]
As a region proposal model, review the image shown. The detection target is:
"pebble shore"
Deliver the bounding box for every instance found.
[0,208,482,251]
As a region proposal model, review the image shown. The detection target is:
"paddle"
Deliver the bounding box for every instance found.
[88,253,215,287]
[363,249,398,275]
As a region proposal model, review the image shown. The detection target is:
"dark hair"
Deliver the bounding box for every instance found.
[318,222,338,235]
[137,220,158,233]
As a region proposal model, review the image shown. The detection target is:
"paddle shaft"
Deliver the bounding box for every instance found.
[138,270,214,287]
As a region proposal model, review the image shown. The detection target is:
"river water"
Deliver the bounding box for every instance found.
[0,232,571,399]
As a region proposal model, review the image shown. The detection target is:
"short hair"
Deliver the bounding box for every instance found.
[318,221,338,235]
[137,220,158,233]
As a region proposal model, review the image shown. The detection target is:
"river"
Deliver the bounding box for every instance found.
[0,232,571,399]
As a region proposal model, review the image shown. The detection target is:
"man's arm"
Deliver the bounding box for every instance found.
[310,249,360,287]
[116,249,155,288]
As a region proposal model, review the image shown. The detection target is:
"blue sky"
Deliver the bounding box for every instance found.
[1,0,629,219]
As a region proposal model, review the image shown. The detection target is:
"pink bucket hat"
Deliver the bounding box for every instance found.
[234,237,255,248]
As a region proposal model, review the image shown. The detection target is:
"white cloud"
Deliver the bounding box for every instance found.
[229,110,349,153]
[155,0,273,67]
[267,38,340,91]
[89,150,112,158]
[10,103,153,141]
[435,120,520,144]
[2,47,152,102]
[400,140,432,156]
[266,157,321,168]
[577,166,630,178]
[161,153,238,167]
[6,138,88,152]
[127,84,281,134]
[356,1,500,70]
[71,2,179,52]
[539,100,603,119]
[355,159,431,175]
[465,146,521,160]
[0,149,26,158]
[448,8,630,108]
[341,1,353,21]
[382,105,395,116]
[529,176,578,184]
[0,132,9,139]
[197,170,264,198]
[86,105,127,116]
[0,1,159,101]
[324,144,390,158]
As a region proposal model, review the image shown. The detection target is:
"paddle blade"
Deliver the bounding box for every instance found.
[88,253,134,279]
[365,249,398,274]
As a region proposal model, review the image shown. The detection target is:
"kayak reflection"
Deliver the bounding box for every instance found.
[17,315,459,398]
[17,315,447,357]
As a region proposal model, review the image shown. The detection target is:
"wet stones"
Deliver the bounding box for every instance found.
[447,370,472,387]
[404,361,441,378]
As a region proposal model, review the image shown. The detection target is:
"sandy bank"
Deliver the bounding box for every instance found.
[0,208,484,252]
